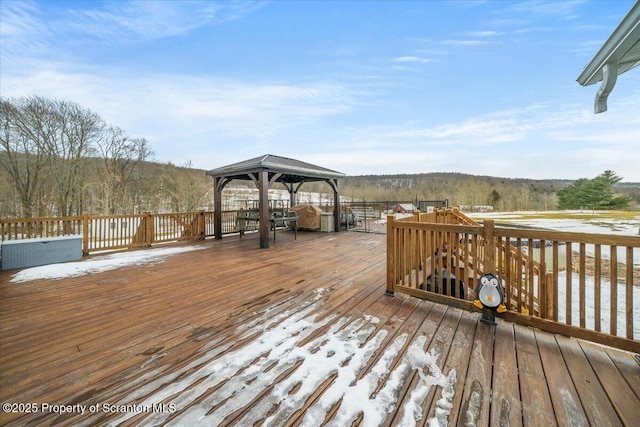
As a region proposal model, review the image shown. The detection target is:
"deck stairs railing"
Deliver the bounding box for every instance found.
[387,208,639,353]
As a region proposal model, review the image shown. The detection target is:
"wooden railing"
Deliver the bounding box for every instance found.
[387,208,640,353]
[1,210,240,255]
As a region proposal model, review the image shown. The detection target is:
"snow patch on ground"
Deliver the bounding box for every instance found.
[557,271,640,338]
[9,245,207,283]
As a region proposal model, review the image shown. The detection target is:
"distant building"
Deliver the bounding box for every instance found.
[393,203,416,214]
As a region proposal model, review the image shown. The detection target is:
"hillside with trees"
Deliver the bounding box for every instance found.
[337,172,638,211]
[1,96,212,218]
[2,96,638,218]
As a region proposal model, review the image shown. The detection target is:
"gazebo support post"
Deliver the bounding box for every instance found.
[214,177,223,240]
[258,170,270,249]
[287,183,302,208]
[327,178,340,232]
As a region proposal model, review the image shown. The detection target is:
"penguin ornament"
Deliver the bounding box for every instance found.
[474,273,507,325]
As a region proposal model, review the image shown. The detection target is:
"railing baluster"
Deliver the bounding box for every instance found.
[552,241,559,321]
[594,244,602,332]
[540,239,546,319]
[579,243,586,329]
[505,237,512,310]
[610,246,618,336]
[566,242,572,325]
[516,238,523,314]
[626,247,633,340]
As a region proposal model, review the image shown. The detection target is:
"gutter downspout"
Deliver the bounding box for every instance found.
[595,62,618,114]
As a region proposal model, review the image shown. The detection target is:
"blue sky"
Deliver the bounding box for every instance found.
[1,0,639,181]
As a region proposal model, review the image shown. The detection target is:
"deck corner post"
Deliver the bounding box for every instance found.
[82,212,89,256]
[144,211,154,247]
[197,210,205,240]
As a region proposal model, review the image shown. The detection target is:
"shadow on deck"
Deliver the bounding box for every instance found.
[1,230,638,426]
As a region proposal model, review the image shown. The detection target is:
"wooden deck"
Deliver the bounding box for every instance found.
[1,230,638,426]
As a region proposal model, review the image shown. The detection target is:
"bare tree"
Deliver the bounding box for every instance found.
[0,96,55,217]
[515,184,533,211]
[45,99,104,217]
[159,160,210,212]
[92,126,154,214]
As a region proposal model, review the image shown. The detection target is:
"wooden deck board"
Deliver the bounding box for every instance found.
[555,334,624,427]
[490,321,522,427]
[1,230,638,426]
[535,330,589,427]
[515,324,557,426]
[580,341,640,427]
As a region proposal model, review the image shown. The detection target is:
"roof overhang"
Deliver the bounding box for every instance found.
[576,1,640,113]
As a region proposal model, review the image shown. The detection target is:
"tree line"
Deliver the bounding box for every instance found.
[2,96,636,218]
[337,172,635,211]
[0,96,211,218]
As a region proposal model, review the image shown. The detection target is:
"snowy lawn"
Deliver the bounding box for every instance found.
[467,210,640,236]
[556,272,640,338]
[469,210,640,265]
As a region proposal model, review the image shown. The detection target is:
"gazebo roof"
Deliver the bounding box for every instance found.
[206,154,345,183]
[576,1,640,113]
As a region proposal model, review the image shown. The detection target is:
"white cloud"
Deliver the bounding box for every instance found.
[392,56,431,64]
[297,89,640,180]
[1,68,358,143]
[440,39,496,46]
[464,30,503,37]
[507,0,586,20]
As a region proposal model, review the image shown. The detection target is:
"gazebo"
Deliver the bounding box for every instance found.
[206,154,345,248]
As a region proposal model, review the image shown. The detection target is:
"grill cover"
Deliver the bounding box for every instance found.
[289,204,323,230]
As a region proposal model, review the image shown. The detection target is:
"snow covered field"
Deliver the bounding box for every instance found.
[466,210,640,236]
[557,271,639,338]
[468,210,640,264]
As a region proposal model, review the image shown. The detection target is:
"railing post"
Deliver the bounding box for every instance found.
[483,219,495,273]
[146,212,154,246]
[386,214,396,296]
[82,213,89,256]
[545,272,554,319]
[197,210,205,239]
